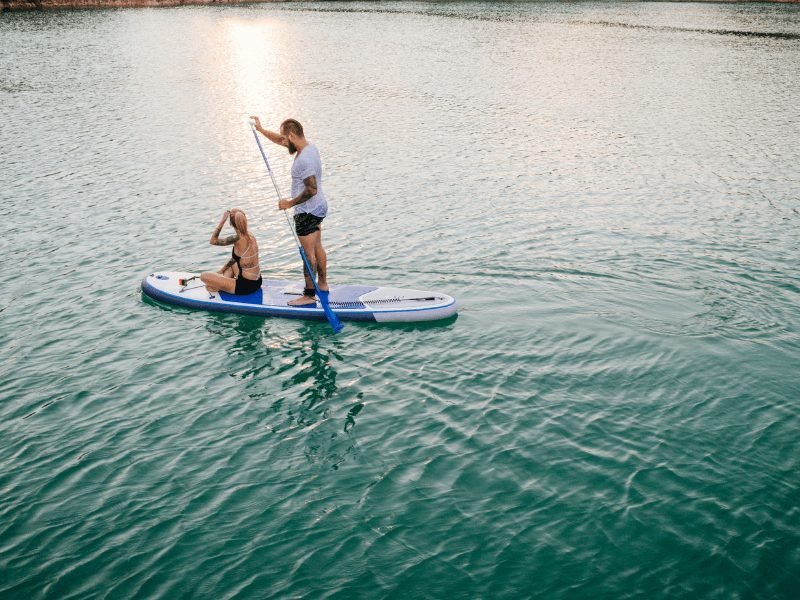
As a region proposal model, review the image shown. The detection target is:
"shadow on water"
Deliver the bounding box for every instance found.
[359,312,459,333]
[281,321,341,428]
[140,291,454,470]
[186,308,364,471]
[268,321,367,471]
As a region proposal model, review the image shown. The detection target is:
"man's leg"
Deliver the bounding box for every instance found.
[315,232,328,292]
[287,231,319,306]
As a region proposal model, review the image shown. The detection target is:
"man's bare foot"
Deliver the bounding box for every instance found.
[287,295,317,306]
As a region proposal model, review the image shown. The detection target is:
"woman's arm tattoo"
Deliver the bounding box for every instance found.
[211,234,240,246]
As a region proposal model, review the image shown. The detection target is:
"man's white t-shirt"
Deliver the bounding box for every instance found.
[290,144,328,217]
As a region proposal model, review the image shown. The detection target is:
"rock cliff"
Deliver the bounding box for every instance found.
[3,0,282,10]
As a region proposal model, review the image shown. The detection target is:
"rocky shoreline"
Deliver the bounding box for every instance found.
[2,0,798,11]
[2,0,272,10]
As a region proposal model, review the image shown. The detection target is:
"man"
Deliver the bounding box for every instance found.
[250,116,330,306]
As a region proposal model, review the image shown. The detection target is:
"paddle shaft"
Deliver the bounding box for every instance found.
[248,127,302,246]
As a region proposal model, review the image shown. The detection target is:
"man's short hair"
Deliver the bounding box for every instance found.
[280,119,304,138]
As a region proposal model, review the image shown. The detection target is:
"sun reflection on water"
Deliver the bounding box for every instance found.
[225,19,287,117]
[212,18,295,255]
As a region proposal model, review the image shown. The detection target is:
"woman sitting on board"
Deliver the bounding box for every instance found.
[200,209,262,296]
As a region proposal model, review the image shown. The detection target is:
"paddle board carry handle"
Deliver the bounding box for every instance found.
[178,275,199,287]
[249,122,344,334]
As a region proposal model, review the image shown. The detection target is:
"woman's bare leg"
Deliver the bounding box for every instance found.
[201,272,237,294]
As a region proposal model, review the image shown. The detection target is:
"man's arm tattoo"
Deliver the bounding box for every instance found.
[295,175,317,204]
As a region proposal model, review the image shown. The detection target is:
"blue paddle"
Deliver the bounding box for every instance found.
[248,121,344,334]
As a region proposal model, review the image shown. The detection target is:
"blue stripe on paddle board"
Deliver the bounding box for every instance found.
[219,289,264,304]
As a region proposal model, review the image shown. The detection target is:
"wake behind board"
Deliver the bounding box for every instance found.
[141,272,457,323]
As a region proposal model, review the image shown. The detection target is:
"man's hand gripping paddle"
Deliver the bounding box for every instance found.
[248,121,344,334]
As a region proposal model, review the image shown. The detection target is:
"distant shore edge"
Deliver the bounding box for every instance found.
[3,0,800,12]
[2,0,274,10]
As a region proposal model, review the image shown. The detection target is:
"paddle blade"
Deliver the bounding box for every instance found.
[318,290,344,334]
[297,247,343,334]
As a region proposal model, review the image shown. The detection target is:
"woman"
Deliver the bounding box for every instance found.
[201,209,262,296]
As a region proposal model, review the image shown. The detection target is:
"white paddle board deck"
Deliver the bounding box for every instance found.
[141,271,457,323]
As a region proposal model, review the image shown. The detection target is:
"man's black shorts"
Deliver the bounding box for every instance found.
[294,213,324,237]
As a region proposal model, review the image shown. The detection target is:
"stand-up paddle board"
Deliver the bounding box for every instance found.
[141,272,457,323]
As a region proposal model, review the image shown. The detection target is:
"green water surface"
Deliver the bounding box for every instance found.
[1,2,799,598]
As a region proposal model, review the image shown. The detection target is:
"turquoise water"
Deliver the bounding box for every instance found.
[2,2,799,597]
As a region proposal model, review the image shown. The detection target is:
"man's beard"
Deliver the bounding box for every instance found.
[288,141,297,155]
